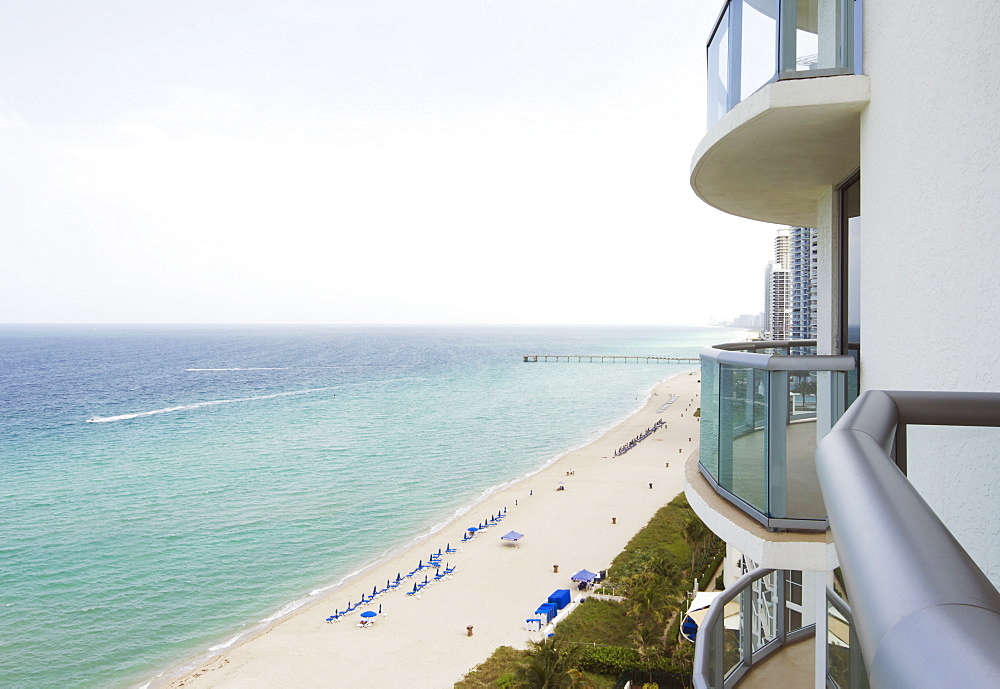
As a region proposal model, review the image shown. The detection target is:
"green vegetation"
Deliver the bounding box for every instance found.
[457,646,523,688]
[551,598,633,646]
[456,494,723,688]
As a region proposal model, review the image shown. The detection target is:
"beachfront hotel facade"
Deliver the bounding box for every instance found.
[684,1,1000,687]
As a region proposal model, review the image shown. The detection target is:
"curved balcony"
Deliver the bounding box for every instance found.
[693,0,868,227]
[693,571,867,689]
[698,340,855,532]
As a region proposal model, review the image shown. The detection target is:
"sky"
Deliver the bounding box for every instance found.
[0,0,773,325]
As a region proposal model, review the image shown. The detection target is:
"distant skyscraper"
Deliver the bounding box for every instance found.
[789,227,818,341]
[764,227,815,341]
[765,228,791,339]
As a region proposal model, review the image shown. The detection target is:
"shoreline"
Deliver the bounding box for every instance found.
[153,370,703,688]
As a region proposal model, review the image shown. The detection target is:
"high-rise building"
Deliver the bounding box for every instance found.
[764,226,815,341]
[790,226,818,341]
[764,228,791,340]
[687,1,1000,687]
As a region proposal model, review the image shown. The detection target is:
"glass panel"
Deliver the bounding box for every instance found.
[740,0,778,99]
[723,593,745,678]
[751,571,778,653]
[844,175,861,405]
[786,570,803,606]
[719,364,769,515]
[785,570,805,633]
[791,0,846,72]
[700,357,721,481]
[705,620,717,687]
[827,597,852,688]
[784,370,825,520]
[707,4,731,128]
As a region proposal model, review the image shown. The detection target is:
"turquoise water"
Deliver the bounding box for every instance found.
[0,324,743,688]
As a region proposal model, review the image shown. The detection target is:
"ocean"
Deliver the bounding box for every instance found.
[0,324,743,688]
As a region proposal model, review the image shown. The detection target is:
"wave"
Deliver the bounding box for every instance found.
[84,388,335,424]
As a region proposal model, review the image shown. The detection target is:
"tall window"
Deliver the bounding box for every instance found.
[840,173,861,403]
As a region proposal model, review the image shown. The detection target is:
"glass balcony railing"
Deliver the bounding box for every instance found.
[699,340,855,530]
[826,587,869,689]
[707,0,863,128]
[694,567,814,689]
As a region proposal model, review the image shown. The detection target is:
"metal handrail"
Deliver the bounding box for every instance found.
[692,567,775,689]
[817,390,1000,688]
[701,339,855,372]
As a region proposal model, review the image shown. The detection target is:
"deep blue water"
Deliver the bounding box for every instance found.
[0,324,741,688]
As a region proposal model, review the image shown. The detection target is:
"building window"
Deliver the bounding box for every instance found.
[840,172,861,403]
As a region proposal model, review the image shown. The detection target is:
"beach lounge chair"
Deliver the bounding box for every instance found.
[445,544,456,554]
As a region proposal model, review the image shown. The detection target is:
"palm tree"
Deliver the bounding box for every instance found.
[632,623,667,685]
[683,517,712,574]
[514,638,590,688]
[626,580,666,629]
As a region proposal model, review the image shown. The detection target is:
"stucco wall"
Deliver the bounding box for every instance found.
[859,0,1000,583]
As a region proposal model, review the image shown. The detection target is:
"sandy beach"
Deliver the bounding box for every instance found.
[161,371,702,688]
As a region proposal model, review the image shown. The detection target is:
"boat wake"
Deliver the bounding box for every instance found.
[185,367,289,372]
[84,387,335,424]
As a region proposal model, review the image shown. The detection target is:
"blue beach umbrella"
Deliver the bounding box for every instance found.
[467,527,477,532]
[360,610,377,619]
[372,586,378,597]
[412,582,419,593]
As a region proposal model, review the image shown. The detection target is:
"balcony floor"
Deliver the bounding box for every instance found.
[737,637,815,689]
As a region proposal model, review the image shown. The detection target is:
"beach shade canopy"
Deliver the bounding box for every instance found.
[680,592,721,643]
[501,530,523,541]
[360,610,377,619]
[467,527,478,532]
[570,569,598,582]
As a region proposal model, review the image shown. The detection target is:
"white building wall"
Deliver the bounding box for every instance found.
[859,0,1000,583]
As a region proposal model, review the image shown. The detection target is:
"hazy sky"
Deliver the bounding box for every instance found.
[0,0,772,325]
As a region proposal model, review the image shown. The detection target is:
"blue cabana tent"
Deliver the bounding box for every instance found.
[500,531,523,541]
[548,589,571,610]
[570,569,598,582]
[534,602,558,623]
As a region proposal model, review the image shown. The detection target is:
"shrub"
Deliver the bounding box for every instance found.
[577,645,641,675]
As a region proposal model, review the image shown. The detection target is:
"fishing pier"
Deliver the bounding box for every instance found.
[522,354,699,364]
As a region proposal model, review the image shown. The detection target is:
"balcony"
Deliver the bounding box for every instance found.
[692,0,868,227]
[698,340,855,532]
[707,0,862,129]
[693,568,866,689]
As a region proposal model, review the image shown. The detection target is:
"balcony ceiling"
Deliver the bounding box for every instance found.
[691,75,870,227]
